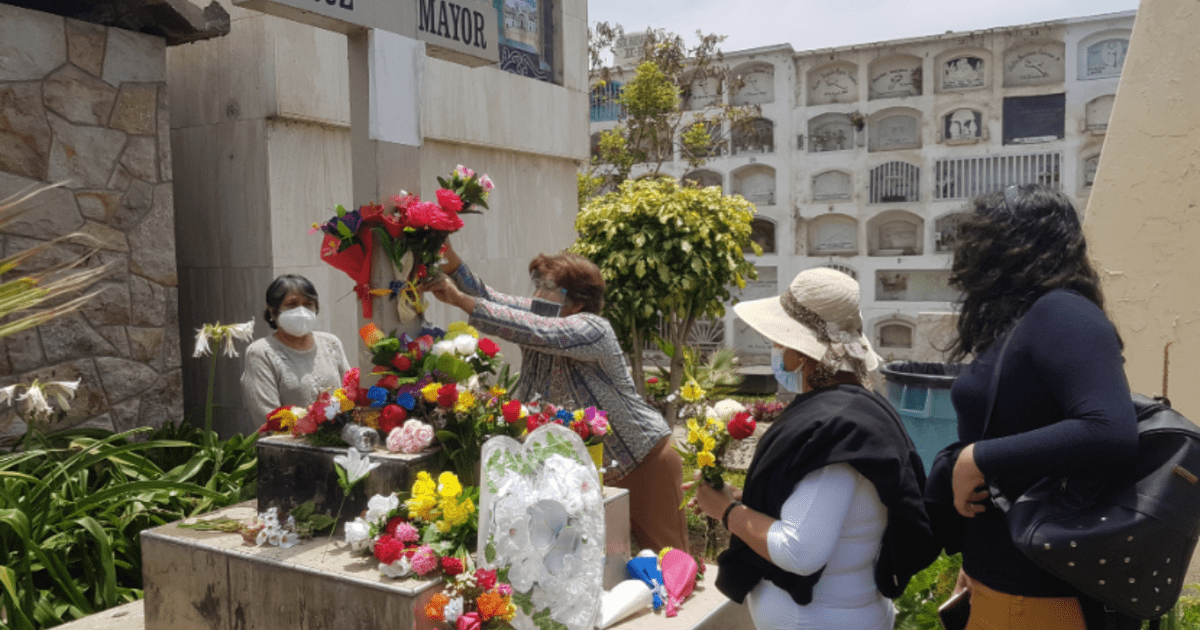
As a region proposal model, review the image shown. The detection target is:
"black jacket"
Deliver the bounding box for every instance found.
[716,385,938,605]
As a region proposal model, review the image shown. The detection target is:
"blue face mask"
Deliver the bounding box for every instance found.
[771,347,802,393]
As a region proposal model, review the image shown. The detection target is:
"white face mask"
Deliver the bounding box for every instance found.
[276,306,316,337]
[771,347,802,393]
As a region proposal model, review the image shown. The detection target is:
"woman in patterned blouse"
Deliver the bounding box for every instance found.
[426,244,690,553]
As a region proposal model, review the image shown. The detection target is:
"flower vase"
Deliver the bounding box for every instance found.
[587,442,604,489]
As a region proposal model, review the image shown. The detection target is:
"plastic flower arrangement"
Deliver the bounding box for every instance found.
[674,392,757,491]
[314,166,494,321]
[422,381,525,486]
[524,404,608,447]
[346,471,479,580]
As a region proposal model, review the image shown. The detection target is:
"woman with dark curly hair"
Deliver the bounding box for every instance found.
[926,184,1139,629]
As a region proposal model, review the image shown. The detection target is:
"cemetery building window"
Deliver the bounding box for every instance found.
[877,321,914,349]
[939,53,987,92]
[589,82,624,122]
[869,161,920,203]
[868,55,923,100]
[748,218,776,254]
[942,108,984,144]
[1083,154,1101,187]
[1085,95,1115,132]
[868,210,924,256]
[1002,93,1065,145]
[682,169,723,190]
[875,270,957,302]
[806,62,859,105]
[1002,43,1066,87]
[808,214,859,256]
[808,113,856,153]
[732,117,775,155]
[869,111,922,152]
[731,62,775,106]
[685,74,722,110]
[934,212,968,252]
[733,165,776,207]
[680,121,726,160]
[934,152,1061,200]
[812,170,852,201]
[1082,36,1130,79]
[823,264,858,280]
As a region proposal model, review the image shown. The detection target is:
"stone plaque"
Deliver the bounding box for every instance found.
[1086,95,1115,131]
[943,108,982,142]
[875,270,956,302]
[1084,154,1101,187]
[809,215,857,254]
[477,424,604,630]
[813,170,852,201]
[869,56,922,99]
[878,322,913,349]
[1003,93,1065,145]
[736,167,776,206]
[941,55,984,90]
[688,75,721,109]
[807,63,857,105]
[732,67,774,106]
[871,113,920,151]
[733,266,777,360]
[877,218,919,254]
[1086,38,1129,78]
[1003,44,1065,87]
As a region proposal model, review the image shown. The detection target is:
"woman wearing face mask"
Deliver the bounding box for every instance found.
[241,274,351,424]
[690,267,936,630]
[423,244,690,553]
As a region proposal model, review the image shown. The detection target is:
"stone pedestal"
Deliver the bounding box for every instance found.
[257,435,439,528]
[142,487,635,630]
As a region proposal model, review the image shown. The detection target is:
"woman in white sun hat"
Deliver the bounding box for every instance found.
[691,267,936,630]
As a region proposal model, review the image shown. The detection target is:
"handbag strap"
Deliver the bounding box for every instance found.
[980,317,1025,513]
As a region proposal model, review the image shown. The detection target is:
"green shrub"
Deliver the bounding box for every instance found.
[0,423,257,629]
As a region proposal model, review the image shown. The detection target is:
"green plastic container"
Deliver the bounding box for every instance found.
[879,362,964,473]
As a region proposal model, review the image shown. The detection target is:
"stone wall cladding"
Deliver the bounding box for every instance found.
[0,3,182,434]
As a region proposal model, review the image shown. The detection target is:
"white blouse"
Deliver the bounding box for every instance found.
[743,463,892,630]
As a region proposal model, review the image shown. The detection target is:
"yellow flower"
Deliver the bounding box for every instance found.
[438,471,463,498]
[454,390,476,414]
[446,321,479,339]
[681,379,706,403]
[412,471,437,497]
[421,382,441,403]
[435,519,452,533]
[573,409,585,422]
[701,434,716,453]
[657,547,674,565]
[333,388,356,412]
[357,409,381,430]
[697,451,716,467]
[406,494,437,521]
[489,385,507,399]
[502,602,517,622]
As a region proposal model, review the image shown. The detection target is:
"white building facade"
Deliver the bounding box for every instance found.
[590,11,1134,366]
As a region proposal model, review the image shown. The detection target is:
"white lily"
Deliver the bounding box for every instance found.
[17,384,51,417]
[344,517,372,551]
[227,317,256,343]
[0,384,18,406]
[192,326,211,357]
[334,447,381,486]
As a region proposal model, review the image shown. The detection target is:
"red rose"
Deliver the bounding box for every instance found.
[437,383,459,408]
[342,367,361,392]
[477,338,500,358]
[727,411,757,440]
[392,355,413,372]
[384,516,406,537]
[377,375,399,390]
[441,556,464,576]
[356,387,370,405]
[417,264,427,278]
[456,612,481,630]
[405,201,464,232]
[502,400,523,424]
[380,405,407,433]
[474,568,497,590]
[527,412,549,433]
[373,534,404,565]
[569,418,591,441]
[416,335,435,353]
[436,188,463,213]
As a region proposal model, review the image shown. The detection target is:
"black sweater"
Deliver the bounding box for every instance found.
[945,289,1139,596]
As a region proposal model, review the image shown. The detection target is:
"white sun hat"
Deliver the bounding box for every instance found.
[733,267,879,378]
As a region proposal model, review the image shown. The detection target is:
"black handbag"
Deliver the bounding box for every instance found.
[981,322,1200,622]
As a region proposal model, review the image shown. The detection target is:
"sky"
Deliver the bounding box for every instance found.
[586,0,1140,55]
